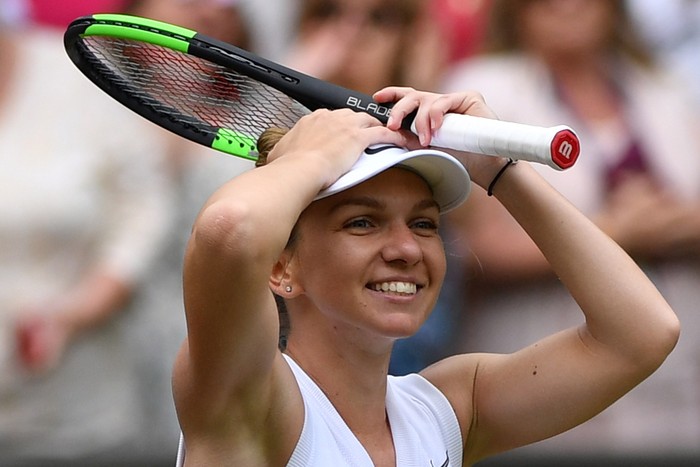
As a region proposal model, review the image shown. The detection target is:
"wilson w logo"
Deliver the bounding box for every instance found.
[558,140,574,159]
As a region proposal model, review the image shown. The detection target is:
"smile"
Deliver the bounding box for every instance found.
[369,281,418,295]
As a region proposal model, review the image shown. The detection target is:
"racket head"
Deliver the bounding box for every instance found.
[64,14,360,161]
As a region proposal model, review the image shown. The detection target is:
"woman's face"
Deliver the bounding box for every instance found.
[517,0,616,58]
[289,168,446,342]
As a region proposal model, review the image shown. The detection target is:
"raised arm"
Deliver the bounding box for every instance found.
[376,87,680,465]
[172,109,406,443]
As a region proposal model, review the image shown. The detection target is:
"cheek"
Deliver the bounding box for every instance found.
[431,242,448,285]
[295,236,359,289]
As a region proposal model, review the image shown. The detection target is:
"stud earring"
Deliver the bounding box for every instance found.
[285,285,292,293]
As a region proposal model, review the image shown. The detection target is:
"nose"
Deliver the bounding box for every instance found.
[380,223,423,266]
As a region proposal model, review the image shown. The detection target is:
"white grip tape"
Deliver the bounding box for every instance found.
[412,114,579,170]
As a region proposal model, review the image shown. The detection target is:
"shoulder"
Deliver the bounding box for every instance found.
[174,351,303,465]
[389,372,462,436]
[389,372,454,413]
[419,354,481,429]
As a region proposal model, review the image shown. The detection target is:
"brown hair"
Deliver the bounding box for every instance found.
[254,127,289,167]
[254,126,300,249]
[482,0,654,67]
[255,126,293,350]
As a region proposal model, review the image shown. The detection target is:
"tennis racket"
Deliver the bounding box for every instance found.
[64,14,580,170]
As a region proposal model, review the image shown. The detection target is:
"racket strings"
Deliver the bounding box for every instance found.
[79,36,305,148]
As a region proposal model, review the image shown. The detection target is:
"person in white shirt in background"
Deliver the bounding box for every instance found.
[440,0,700,463]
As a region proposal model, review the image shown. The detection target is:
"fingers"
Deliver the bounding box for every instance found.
[268,108,411,172]
[374,87,496,147]
[15,313,65,373]
[374,86,427,132]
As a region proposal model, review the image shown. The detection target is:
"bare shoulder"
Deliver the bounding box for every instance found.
[173,348,304,465]
[420,354,484,426]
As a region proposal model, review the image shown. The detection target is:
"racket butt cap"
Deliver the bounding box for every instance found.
[550,128,580,170]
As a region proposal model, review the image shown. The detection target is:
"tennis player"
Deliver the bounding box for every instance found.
[172,88,679,466]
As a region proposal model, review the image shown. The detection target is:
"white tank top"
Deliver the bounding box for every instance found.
[284,354,462,466]
[174,354,463,466]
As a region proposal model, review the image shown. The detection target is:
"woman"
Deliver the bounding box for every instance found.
[0,19,174,464]
[285,0,458,375]
[284,0,445,94]
[171,88,678,466]
[440,0,700,457]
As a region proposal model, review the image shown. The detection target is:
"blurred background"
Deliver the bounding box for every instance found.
[0,0,698,465]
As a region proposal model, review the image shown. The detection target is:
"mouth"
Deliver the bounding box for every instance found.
[367,281,419,296]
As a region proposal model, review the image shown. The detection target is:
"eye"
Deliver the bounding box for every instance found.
[343,217,375,230]
[411,218,439,234]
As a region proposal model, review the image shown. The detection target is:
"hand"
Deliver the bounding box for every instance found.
[373,87,512,189]
[266,108,410,189]
[597,174,700,260]
[15,308,72,374]
[284,20,358,82]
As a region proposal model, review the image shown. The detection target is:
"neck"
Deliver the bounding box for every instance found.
[545,55,622,122]
[285,334,391,428]
[541,48,606,79]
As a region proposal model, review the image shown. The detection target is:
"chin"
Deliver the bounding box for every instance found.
[380,314,426,339]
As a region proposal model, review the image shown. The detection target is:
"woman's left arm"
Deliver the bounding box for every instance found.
[377,87,680,463]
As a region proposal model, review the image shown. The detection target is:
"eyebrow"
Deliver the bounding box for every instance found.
[328,196,384,214]
[328,195,440,214]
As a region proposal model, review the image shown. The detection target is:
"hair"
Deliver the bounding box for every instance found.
[255,127,301,251]
[482,0,654,68]
[256,127,293,350]
[255,127,289,167]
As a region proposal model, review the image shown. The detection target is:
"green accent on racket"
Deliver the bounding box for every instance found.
[213,129,258,161]
[86,14,195,53]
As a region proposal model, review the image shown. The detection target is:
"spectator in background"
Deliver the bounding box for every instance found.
[430,0,493,65]
[123,0,251,51]
[284,0,446,94]
[0,0,295,65]
[625,0,700,107]
[0,16,174,466]
[0,0,126,28]
[440,0,700,462]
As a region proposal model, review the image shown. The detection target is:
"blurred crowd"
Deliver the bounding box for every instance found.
[0,0,698,465]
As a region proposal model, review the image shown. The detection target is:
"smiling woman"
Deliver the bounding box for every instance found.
[255,131,468,348]
[171,88,679,466]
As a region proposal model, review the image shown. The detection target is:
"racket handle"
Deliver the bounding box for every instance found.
[411,114,580,170]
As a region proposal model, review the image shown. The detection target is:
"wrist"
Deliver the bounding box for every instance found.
[487,159,517,196]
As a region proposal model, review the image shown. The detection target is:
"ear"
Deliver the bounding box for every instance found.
[269,250,303,298]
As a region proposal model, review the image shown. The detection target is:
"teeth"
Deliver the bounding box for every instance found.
[372,282,417,295]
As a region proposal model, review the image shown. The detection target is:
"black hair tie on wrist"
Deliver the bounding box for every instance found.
[487,159,516,197]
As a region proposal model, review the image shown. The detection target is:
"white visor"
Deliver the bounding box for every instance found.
[314,145,471,213]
